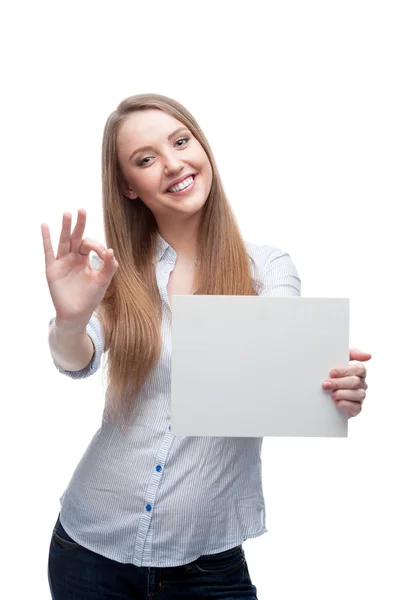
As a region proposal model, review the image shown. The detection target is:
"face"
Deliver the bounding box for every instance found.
[117,109,213,222]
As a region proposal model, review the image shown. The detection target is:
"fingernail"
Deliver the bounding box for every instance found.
[330,369,338,377]
[323,381,332,389]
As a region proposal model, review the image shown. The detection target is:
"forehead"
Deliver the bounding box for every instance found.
[117,109,186,152]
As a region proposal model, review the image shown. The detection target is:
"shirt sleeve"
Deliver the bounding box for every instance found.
[257,247,301,297]
[48,312,105,379]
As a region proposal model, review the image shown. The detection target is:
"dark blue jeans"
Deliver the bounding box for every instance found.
[48,514,258,599]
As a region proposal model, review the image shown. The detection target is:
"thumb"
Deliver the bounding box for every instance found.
[349,348,372,361]
[100,248,118,279]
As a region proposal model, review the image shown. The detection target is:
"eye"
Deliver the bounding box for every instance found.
[137,137,190,166]
[175,136,190,147]
[137,156,153,166]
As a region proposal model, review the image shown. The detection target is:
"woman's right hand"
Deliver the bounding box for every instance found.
[41,209,119,331]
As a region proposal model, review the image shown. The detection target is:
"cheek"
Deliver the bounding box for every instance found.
[202,159,213,190]
[137,169,162,194]
[194,147,212,179]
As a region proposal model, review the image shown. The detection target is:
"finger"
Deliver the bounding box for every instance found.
[331,388,366,403]
[78,242,119,281]
[322,377,367,391]
[349,348,372,361]
[334,400,363,417]
[41,223,55,269]
[70,208,87,253]
[323,375,363,391]
[56,212,72,259]
[98,248,119,281]
[329,363,367,378]
[79,238,108,257]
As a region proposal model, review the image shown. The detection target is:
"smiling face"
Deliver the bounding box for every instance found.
[117,109,213,223]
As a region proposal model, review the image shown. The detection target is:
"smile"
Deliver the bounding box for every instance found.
[167,175,196,194]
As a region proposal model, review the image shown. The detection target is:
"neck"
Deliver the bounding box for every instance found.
[157,215,201,264]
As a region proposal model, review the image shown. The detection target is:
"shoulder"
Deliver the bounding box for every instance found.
[244,240,301,296]
[244,239,285,266]
[244,239,297,270]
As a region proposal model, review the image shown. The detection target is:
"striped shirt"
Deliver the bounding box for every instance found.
[49,234,301,567]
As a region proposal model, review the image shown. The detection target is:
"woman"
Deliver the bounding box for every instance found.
[42,93,371,599]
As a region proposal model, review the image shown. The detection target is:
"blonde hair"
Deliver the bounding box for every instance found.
[98,93,260,432]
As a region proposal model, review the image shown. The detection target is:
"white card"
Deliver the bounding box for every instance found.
[171,297,350,437]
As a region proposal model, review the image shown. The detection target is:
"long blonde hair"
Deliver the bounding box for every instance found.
[98,93,260,431]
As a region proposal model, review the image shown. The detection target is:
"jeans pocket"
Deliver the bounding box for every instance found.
[51,515,81,550]
[194,545,245,574]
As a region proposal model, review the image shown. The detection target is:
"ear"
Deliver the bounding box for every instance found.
[122,182,139,200]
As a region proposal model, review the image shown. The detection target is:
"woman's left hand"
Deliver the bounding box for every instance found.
[322,349,372,418]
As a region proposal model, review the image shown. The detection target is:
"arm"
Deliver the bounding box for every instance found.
[48,312,104,379]
[258,248,301,297]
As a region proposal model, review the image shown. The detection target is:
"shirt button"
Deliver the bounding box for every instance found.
[146,504,152,512]
[168,425,171,431]
[156,465,162,472]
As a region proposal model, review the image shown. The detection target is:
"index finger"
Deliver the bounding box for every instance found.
[330,363,367,378]
[41,223,55,269]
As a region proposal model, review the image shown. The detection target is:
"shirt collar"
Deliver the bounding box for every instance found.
[153,233,171,263]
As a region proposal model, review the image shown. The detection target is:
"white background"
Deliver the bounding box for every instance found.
[1,1,398,598]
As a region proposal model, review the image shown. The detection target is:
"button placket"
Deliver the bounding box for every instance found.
[134,424,176,565]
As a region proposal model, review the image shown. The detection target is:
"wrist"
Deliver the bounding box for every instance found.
[54,316,89,336]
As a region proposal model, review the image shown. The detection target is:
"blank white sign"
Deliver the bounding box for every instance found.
[171,297,350,438]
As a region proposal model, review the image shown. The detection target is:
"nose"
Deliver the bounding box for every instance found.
[163,149,184,175]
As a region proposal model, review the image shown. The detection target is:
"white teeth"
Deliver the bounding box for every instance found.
[168,176,194,193]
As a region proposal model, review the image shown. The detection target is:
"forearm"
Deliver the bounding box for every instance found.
[49,319,95,371]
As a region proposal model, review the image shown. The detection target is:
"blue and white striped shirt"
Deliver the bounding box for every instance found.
[49,234,301,567]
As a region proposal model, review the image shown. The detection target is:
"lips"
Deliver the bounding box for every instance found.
[165,173,197,193]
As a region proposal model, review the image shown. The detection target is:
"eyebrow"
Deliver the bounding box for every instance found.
[128,127,190,162]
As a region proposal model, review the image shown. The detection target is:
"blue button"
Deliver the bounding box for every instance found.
[146,504,152,512]
[168,425,171,431]
[156,465,162,472]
